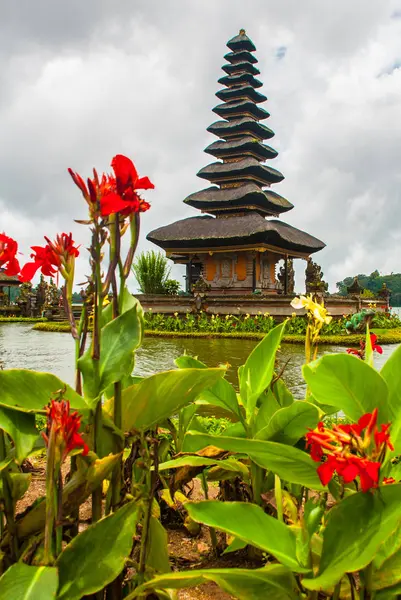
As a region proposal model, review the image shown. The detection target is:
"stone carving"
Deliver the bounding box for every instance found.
[221,258,232,278]
[305,259,328,294]
[277,259,295,294]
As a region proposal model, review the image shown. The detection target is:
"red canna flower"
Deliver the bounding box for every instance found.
[306,409,392,492]
[42,399,88,463]
[383,477,396,485]
[100,154,154,217]
[0,233,20,276]
[374,423,394,452]
[69,155,153,219]
[370,333,383,354]
[346,334,382,359]
[19,233,79,282]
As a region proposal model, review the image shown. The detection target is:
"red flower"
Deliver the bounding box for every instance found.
[375,423,394,452]
[306,409,392,493]
[0,233,20,276]
[383,477,396,485]
[42,399,88,463]
[346,347,362,357]
[19,233,79,282]
[370,333,383,354]
[317,455,380,492]
[346,334,383,359]
[100,155,154,217]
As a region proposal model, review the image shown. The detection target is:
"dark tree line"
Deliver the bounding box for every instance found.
[336,270,401,305]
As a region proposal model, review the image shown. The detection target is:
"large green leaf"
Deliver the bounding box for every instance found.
[175,355,241,419]
[79,304,143,402]
[0,370,86,413]
[146,517,171,574]
[105,368,224,432]
[255,402,319,445]
[187,501,308,573]
[0,563,58,600]
[196,378,241,420]
[374,540,401,591]
[57,501,138,600]
[158,455,247,475]
[130,565,298,600]
[182,432,324,490]
[303,354,389,422]
[239,322,287,419]
[303,483,401,591]
[381,345,401,453]
[0,406,38,463]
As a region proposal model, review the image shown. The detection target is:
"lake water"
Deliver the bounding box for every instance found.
[0,323,398,398]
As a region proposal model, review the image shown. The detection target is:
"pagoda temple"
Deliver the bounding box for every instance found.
[147,30,325,295]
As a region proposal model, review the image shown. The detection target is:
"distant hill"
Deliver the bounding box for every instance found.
[336,271,401,306]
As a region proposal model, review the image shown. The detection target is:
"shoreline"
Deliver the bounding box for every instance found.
[29,321,401,345]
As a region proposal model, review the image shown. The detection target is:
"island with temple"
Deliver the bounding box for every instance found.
[143,30,376,317]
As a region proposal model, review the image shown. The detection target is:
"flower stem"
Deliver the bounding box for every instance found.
[44,426,57,565]
[201,471,218,555]
[0,431,18,561]
[91,224,104,522]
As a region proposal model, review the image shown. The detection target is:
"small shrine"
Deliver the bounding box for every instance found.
[148,30,325,295]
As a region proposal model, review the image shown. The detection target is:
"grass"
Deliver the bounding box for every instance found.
[33,322,71,332]
[32,322,401,345]
[0,317,47,323]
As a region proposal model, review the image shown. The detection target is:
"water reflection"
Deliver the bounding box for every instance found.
[0,324,398,399]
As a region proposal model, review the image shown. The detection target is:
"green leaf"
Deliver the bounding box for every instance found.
[365,325,374,367]
[15,454,120,540]
[272,378,294,408]
[255,402,319,445]
[176,355,241,418]
[0,472,31,503]
[57,501,138,600]
[182,433,324,489]
[158,455,246,474]
[130,564,298,600]
[0,406,38,463]
[175,355,207,369]
[381,344,401,452]
[79,304,143,402]
[0,563,58,600]
[105,368,225,432]
[303,354,389,422]
[303,483,401,591]
[146,517,171,574]
[0,370,86,413]
[196,378,241,420]
[255,390,281,431]
[374,545,401,592]
[239,322,287,419]
[187,501,309,573]
[222,536,248,554]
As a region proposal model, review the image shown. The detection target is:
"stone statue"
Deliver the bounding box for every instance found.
[305,259,328,294]
[277,258,295,294]
[345,309,376,333]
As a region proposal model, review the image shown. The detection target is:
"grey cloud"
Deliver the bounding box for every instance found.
[1,0,401,291]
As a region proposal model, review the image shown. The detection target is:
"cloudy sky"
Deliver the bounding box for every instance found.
[2,0,401,292]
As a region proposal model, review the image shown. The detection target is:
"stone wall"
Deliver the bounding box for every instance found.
[136,294,376,318]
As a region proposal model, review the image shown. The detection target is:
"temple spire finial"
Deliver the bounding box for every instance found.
[239,28,246,35]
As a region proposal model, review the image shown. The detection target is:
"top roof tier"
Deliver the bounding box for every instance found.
[227,30,257,52]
